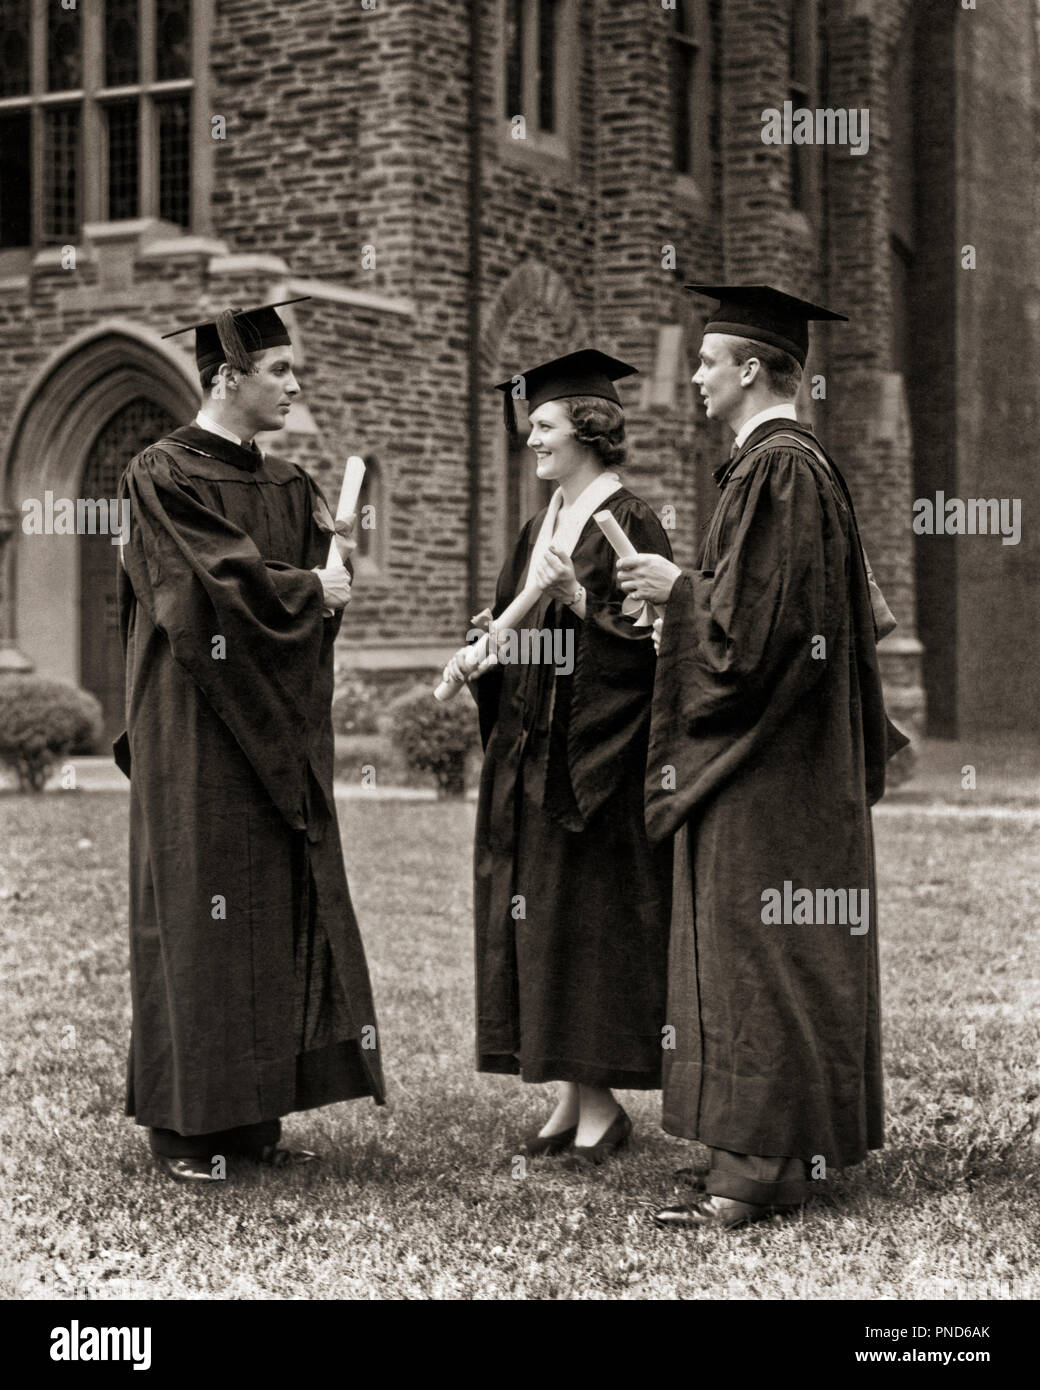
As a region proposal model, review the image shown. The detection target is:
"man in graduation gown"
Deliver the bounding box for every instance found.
[617,286,908,1229]
[115,301,384,1182]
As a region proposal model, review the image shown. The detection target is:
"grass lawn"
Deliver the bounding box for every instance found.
[1,792,1037,1300]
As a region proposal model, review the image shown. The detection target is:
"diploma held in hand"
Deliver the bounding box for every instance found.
[327,455,366,567]
[433,581,544,702]
[593,509,660,627]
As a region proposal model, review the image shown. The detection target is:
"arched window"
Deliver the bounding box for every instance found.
[669,0,713,194]
[500,0,575,156]
[354,455,387,574]
[0,0,206,255]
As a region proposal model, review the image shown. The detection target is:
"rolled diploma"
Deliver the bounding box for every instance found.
[327,455,366,568]
[593,509,660,625]
[433,580,544,702]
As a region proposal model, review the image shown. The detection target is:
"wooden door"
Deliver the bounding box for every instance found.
[80,399,176,745]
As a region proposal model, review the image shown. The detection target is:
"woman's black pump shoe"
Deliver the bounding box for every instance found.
[519,1124,578,1157]
[571,1108,632,1164]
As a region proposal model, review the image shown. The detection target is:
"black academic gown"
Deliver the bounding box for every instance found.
[646,420,907,1169]
[474,487,673,1089]
[116,424,384,1136]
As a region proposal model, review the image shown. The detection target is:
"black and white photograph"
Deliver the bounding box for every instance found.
[0,0,1037,1337]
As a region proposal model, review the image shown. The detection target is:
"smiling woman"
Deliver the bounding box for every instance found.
[445,348,674,1167]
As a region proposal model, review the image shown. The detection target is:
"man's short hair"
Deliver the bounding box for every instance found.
[726,337,803,398]
[199,363,221,394]
[198,359,258,394]
[561,396,628,469]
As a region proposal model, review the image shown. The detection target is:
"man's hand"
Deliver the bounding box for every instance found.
[616,553,682,605]
[534,544,579,603]
[331,514,357,566]
[314,565,352,613]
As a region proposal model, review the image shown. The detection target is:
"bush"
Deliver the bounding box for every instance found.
[331,673,382,737]
[0,676,103,793]
[389,681,479,798]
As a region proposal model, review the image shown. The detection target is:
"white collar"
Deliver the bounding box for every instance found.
[733,402,798,451]
[521,470,623,592]
[195,410,245,448]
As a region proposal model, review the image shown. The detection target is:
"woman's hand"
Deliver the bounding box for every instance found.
[534,545,580,603]
[616,553,682,605]
[443,639,498,689]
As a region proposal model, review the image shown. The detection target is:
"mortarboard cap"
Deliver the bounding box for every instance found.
[161,298,310,373]
[494,348,638,433]
[684,284,847,366]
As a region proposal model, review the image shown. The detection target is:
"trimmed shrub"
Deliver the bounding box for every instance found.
[331,673,382,737]
[389,681,478,798]
[0,676,103,793]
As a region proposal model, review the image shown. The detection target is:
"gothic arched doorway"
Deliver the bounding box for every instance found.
[1,325,199,725]
[80,399,177,742]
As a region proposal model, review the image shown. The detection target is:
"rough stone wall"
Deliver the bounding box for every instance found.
[209,0,364,283]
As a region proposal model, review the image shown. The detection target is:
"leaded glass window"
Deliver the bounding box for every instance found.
[47,3,83,92]
[0,3,203,251]
[43,108,81,242]
[0,112,31,248]
[106,101,140,221]
[157,95,191,227]
[0,0,31,98]
[156,0,192,81]
[105,0,141,87]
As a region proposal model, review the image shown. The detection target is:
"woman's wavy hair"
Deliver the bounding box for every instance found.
[561,395,627,469]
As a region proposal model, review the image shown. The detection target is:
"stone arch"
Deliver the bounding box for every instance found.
[1,323,199,691]
[480,258,589,385]
[477,260,591,597]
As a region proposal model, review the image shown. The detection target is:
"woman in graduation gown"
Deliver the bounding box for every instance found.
[444,350,673,1160]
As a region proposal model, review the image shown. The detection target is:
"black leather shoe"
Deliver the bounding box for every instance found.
[571,1108,632,1164]
[519,1124,577,1157]
[256,1145,320,1168]
[156,1156,226,1184]
[653,1196,769,1230]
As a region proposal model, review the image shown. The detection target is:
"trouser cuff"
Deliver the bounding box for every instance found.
[148,1119,281,1160]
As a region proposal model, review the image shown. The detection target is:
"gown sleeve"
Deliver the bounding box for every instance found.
[566,496,673,822]
[645,449,848,840]
[472,515,536,751]
[119,447,328,827]
[664,449,841,732]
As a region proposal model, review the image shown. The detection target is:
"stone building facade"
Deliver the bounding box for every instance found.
[0,0,1037,745]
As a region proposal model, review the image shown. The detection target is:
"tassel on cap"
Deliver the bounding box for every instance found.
[213,307,255,374]
[161,298,310,371]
